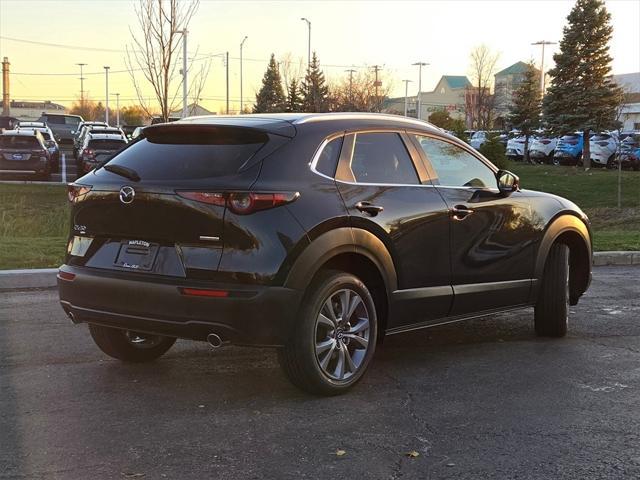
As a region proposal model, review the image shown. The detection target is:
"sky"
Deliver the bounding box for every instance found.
[1,0,639,114]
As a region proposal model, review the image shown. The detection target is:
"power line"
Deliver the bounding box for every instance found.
[0,35,125,53]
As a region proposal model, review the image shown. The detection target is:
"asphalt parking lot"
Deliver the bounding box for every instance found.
[1,265,639,479]
[0,145,78,184]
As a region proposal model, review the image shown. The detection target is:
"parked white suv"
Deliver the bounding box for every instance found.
[529,134,558,163]
[469,131,487,150]
[590,132,617,168]
[506,131,526,160]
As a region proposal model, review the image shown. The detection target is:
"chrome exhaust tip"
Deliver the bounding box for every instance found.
[207,333,223,348]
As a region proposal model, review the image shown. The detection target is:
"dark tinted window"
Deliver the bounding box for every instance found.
[89,139,127,150]
[592,134,612,141]
[106,128,266,180]
[415,135,496,188]
[44,116,64,124]
[349,132,418,185]
[315,137,343,177]
[0,135,41,149]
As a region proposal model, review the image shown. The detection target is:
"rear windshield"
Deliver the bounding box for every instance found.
[106,127,267,180]
[0,136,41,148]
[561,135,580,141]
[44,116,80,126]
[89,139,126,150]
[591,134,612,141]
[39,131,52,141]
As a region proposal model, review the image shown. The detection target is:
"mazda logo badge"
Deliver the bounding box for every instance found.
[119,186,135,204]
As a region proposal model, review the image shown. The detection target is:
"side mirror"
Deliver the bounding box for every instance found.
[497,170,520,195]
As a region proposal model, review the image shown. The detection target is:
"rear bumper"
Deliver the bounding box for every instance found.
[57,265,303,347]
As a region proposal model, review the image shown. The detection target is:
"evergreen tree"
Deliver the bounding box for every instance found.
[286,78,303,113]
[253,54,286,113]
[301,52,330,112]
[508,62,541,164]
[543,0,623,168]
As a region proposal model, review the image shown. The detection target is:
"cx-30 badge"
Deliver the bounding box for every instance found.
[119,186,135,204]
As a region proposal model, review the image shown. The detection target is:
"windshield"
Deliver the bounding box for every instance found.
[0,135,41,148]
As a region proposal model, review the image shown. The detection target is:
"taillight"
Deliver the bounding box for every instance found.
[83,148,95,158]
[176,191,300,214]
[31,149,46,155]
[541,140,551,145]
[67,184,92,202]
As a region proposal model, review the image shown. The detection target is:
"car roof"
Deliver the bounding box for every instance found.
[88,133,127,140]
[1,129,43,137]
[175,112,442,137]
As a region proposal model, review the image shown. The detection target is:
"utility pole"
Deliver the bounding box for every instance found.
[412,61,429,120]
[76,63,87,110]
[1,57,9,116]
[226,51,230,114]
[104,66,110,124]
[345,69,356,107]
[301,17,311,69]
[240,36,248,114]
[402,79,412,117]
[372,65,382,112]
[178,30,188,118]
[114,93,120,127]
[531,40,556,96]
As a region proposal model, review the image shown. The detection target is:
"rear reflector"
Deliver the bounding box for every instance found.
[180,288,229,298]
[58,271,76,281]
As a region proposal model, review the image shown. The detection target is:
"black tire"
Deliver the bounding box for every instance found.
[534,243,570,337]
[278,270,378,396]
[88,323,176,362]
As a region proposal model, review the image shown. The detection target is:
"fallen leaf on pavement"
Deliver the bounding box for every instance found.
[335,449,346,456]
[406,451,420,458]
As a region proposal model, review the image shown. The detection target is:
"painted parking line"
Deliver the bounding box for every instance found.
[61,152,67,184]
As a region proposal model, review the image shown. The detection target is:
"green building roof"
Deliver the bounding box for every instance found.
[495,61,531,77]
[442,75,472,89]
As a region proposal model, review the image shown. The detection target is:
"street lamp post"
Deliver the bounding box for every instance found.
[412,61,429,120]
[177,29,188,118]
[103,66,110,124]
[402,79,412,117]
[240,35,248,114]
[76,63,87,109]
[301,17,311,68]
[531,40,556,97]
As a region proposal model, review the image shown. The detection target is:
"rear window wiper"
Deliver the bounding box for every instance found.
[103,164,141,182]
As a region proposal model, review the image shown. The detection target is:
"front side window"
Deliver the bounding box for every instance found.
[414,135,496,188]
[348,132,419,185]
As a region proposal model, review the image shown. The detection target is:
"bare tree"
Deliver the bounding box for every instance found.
[125,0,200,121]
[330,69,393,112]
[468,45,499,129]
[279,52,305,88]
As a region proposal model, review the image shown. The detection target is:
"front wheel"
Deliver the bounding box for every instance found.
[88,324,176,362]
[534,243,570,337]
[278,270,378,396]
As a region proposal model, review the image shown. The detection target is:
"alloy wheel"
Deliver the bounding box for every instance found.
[314,288,371,381]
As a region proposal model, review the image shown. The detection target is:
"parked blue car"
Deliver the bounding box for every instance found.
[553,133,583,166]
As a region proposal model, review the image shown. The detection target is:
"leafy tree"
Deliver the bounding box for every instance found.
[428,110,454,130]
[508,62,541,163]
[120,105,147,125]
[253,54,286,113]
[286,78,304,113]
[543,0,624,168]
[479,132,509,170]
[301,52,329,112]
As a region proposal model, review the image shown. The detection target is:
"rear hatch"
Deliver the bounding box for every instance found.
[0,135,44,170]
[87,138,127,163]
[68,122,292,278]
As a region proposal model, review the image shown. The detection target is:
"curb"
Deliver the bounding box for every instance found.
[592,251,640,266]
[0,252,638,291]
[0,268,58,290]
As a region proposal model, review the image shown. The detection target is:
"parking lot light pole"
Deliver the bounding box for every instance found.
[76,63,87,108]
[178,29,188,118]
[531,40,556,97]
[301,17,311,69]
[240,36,247,114]
[103,66,110,125]
[402,79,412,117]
[412,62,429,120]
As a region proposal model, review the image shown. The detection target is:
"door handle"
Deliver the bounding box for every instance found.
[355,201,384,216]
[451,205,474,220]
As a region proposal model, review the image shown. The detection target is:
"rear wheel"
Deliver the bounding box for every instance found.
[278,270,378,396]
[534,243,570,337]
[88,323,176,362]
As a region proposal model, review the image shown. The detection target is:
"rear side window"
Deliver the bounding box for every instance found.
[106,126,267,180]
[44,116,64,124]
[315,136,343,177]
[89,139,126,150]
[349,132,418,185]
[0,136,41,148]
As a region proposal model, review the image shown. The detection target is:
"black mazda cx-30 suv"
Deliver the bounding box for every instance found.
[58,113,592,395]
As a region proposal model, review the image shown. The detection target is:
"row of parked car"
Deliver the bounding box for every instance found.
[0,113,130,180]
[468,129,640,170]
